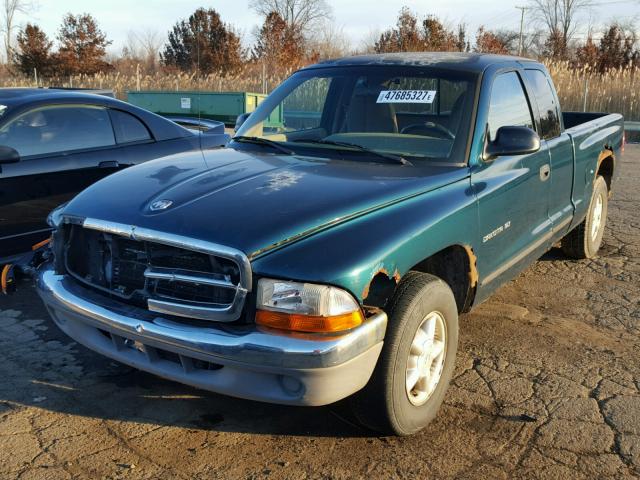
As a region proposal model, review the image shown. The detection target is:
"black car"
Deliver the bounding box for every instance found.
[0,88,229,258]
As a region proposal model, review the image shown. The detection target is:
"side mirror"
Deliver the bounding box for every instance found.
[234,113,251,133]
[484,126,540,161]
[0,145,20,164]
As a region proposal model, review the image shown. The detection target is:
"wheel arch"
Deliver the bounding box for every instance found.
[363,244,478,314]
[597,149,615,193]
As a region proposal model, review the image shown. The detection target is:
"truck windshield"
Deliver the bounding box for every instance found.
[234,66,477,165]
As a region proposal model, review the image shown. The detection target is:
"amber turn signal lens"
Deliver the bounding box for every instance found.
[256,309,364,333]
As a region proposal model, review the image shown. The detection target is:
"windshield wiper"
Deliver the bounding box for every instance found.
[232,136,295,155]
[292,139,411,166]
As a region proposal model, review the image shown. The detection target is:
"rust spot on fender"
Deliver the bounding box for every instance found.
[596,150,612,176]
[362,265,400,300]
[597,149,612,165]
[596,150,615,197]
[392,268,401,283]
[362,282,371,300]
[463,245,478,288]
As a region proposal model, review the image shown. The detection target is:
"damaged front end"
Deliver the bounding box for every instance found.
[1,238,52,294]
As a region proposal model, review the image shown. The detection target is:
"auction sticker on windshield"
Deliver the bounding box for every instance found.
[376,90,436,103]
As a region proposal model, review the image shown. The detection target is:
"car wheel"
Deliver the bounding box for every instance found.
[561,175,608,259]
[351,271,458,436]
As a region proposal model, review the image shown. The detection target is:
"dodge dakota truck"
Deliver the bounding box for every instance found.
[36,53,623,436]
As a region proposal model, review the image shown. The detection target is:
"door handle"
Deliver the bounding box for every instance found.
[539,164,551,182]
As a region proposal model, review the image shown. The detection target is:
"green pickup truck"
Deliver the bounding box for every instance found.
[37,53,623,436]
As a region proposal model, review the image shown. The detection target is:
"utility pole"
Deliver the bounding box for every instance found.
[516,6,527,56]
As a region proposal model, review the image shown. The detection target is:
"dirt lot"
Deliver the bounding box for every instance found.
[1,146,639,480]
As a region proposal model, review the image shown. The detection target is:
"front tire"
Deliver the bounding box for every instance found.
[351,271,458,436]
[561,175,608,259]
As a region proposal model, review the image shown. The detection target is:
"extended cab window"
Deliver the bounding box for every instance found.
[0,105,115,157]
[487,72,534,141]
[524,69,561,139]
[109,109,152,144]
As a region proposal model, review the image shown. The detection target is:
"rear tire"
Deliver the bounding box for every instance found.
[561,175,608,259]
[351,271,458,436]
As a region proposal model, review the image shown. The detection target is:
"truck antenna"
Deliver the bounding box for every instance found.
[197,24,202,153]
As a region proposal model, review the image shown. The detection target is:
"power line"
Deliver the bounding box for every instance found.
[484,10,516,23]
[593,0,638,4]
[492,15,523,30]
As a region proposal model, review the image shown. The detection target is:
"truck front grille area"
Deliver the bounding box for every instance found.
[62,223,248,322]
[96,328,224,372]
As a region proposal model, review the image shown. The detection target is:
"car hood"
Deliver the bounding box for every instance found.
[64,148,469,259]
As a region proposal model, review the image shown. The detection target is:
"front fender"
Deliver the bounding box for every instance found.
[251,176,478,303]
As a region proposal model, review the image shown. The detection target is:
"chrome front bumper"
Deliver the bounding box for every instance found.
[36,266,387,406]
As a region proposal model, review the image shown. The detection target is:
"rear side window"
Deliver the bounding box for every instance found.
[524,69,561,139]
[109,109,152,144]
[0,105,115,157]
[487,72,534,141]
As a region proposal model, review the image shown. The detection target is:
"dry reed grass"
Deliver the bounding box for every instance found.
[1,60,637,121]
[547,61,638,121]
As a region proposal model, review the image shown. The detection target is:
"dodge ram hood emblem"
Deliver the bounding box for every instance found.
[150,199,173,211]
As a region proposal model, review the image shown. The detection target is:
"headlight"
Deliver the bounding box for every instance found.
[46,202,68,228]
[255,279,364,333]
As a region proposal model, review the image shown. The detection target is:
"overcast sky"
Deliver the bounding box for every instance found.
[19,0,640,54]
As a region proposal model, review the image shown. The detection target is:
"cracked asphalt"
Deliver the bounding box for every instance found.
[1,146,639,479]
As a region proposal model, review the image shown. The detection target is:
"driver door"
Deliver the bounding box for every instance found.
[472,70,552,289]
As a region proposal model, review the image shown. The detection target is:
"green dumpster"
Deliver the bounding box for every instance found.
[126,91,283,127]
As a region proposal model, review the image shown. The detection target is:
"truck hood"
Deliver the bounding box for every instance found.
[64,148,469,258]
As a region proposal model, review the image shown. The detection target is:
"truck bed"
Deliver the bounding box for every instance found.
[561,111,624,233]
[563,111,612,129]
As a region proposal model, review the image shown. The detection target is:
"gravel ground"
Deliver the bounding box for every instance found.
[1,146,639,480]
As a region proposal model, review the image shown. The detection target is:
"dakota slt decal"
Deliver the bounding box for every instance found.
[483,221,511,243]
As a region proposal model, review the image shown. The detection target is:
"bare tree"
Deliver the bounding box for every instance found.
[249,0,332,37]
[529,0,592,57]
[133,29,163,68]
[2,0,35,64]
[523,29,547,57]
[123,30,143,59]
[493,30,521,55]
[308,19,350,59]
[358,27,382,54]
[121,29,167,72]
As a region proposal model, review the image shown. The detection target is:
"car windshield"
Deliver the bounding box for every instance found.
[234,66,477,164]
